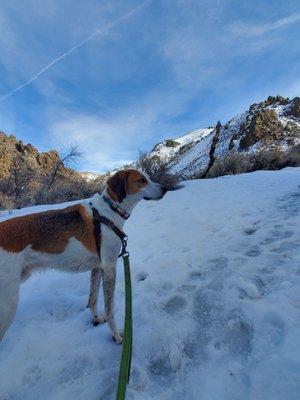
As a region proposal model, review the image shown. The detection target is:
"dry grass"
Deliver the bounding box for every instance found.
[205,145,300,179]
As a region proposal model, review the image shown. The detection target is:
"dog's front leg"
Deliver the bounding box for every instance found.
[102,266,123,344]
[87,268,106,326]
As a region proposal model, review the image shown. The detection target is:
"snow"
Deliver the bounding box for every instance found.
[80,172,102,181]
[148,128,213,164]
[0,167,300,400]
[214,111,249,158]
[169,132,214,176]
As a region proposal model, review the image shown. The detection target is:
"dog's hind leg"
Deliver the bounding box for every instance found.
[0,263,20,342]
[87,268,107,326]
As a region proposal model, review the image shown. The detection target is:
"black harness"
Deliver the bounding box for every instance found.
[89,201,128,262]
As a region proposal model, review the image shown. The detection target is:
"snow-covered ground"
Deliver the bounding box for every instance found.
[0,168,300,400]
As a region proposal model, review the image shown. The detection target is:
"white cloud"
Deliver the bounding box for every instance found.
[230,12,300,37]
[49,109,157,173]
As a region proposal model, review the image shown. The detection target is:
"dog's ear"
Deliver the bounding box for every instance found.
[107,171,129,203]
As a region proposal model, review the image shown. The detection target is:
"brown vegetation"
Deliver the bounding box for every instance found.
[0,136,105,210]
[206,145,300,178]
[240,109,284,149]
[137,151,179,189]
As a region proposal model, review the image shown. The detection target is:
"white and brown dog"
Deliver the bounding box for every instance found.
[0,169,167,344]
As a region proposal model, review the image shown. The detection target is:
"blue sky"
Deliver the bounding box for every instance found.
[0,0,299,173]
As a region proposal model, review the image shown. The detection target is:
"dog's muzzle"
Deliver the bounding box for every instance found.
[143,185,168,201]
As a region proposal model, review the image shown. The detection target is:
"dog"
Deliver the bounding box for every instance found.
[0,169,167,344]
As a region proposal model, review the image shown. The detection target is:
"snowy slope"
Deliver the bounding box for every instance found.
[80,171,102,181]
[0,168,300,400]
[148,128,213,164]
[139,96,300,179]
[169,132,214,176]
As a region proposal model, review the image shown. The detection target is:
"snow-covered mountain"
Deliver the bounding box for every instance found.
[0,167,299,399]
[79,171,102,181]
[145,127,214,165]
[139,96,300,179]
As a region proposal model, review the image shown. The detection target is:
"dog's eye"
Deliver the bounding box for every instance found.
[138,177,147,183]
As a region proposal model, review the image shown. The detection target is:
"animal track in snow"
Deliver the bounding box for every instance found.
[236,277,262,300]
[243,227,257,236]
[224,309,253,359]
[244,246,261,257]
[189,271,202,280]
[163,295,187,314]
[208,256,229,271]
[136,272,148,282]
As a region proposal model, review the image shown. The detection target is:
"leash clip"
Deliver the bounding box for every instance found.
[121,236,129,258]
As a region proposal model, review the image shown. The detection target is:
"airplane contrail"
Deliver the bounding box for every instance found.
[0,0,154,103]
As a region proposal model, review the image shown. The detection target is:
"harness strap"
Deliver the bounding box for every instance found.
[91,205,128,259]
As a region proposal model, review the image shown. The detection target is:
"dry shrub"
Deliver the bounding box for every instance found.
[206,152,249,178]
[33,177,104,206]
[137,152,180,189]
[251,148,286,170]
[0,174,105,210]
[204,146,300,179]
[0,192,14,210]
[284,144,300,166]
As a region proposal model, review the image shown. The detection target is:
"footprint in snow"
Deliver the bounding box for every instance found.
[244,246,261,257]
[224,308,253,359]
[236,276,263,300]
[163,295,187,314]
[136,271,148,282]
[271,240,299,254]
[189,271,202,280]
[208,256,229,271]
[243,227,257,236]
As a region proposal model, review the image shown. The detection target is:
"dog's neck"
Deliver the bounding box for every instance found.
[89,189,140,229]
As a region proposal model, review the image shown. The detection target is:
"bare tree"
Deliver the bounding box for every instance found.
[47,145,82,188]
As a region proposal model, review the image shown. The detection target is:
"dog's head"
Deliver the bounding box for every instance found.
[106,169,167,203]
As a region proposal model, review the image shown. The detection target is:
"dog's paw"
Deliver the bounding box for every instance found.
[92,315,107,326]
[112,330,123,344]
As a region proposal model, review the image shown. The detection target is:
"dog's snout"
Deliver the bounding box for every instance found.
[161,185,168,193]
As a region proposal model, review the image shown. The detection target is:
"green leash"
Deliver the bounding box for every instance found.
[116,252,133,400]
[90,205,132,400]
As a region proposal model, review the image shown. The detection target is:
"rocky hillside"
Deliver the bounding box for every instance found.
[0,132,102,209]
[0,131,79,180]
[139,96,300,179]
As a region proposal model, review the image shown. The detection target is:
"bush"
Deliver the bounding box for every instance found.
[203,145,300,179]
[137,151,180,189]
[33,177,104,206]
[0,174,105,210]
[0,192,14,210]
[206,152,250,178]
[165,139,179,148]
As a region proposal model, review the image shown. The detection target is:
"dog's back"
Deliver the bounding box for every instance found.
[0,204,96,254]
[0,204,97,341]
